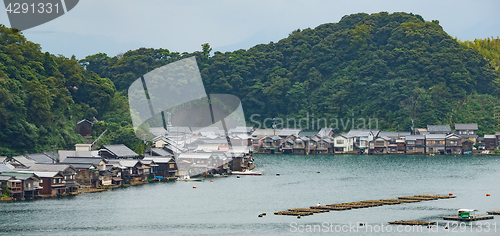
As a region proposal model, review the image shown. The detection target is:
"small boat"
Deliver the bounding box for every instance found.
[231,170,262,176]
[177,175,203,181]
[213,174,229,177]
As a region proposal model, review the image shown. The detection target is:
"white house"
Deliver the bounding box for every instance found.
[334,134,354,153]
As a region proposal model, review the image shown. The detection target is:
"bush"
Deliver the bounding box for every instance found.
[1,185,11,197]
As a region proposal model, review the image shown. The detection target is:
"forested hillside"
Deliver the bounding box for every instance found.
[2,12,500,156]
[0,26,139,156]
[82,12,500,134]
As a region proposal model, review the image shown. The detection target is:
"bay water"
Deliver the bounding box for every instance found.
[1,154,499,235]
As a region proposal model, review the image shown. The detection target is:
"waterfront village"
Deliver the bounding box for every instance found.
[0,121,498,201]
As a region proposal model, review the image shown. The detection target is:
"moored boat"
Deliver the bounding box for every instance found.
[231,170,262,175]
[177,175,203,181]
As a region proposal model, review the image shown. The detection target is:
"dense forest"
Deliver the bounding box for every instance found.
[1,12,500,156]
[0,27,139,156]
[82,12,500,133]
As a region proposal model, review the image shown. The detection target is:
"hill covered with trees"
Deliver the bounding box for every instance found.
[2,12,500,156]
[0,27,139,156]
[82,12,500,134]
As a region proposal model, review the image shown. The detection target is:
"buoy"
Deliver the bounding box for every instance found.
[486,193,491,196]
[193,186,197,188]
[449,193,453,196]
[210,180,214,182]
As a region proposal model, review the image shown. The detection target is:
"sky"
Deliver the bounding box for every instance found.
[1,0,499,59]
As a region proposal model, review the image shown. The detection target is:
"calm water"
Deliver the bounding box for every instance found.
[1,154,500,235]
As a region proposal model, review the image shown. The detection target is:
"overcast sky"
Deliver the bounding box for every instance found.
[1,0,499,59]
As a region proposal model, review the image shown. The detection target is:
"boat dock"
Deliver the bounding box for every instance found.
[443,215,494,221]
[487,211,500,215]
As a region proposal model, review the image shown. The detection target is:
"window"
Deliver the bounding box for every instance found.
[407,141,415,145]
[169,164,175,169]
[336,140,344,144]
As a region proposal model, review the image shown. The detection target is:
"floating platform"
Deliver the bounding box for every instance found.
[275,194,455,217]
[487,211,500,215]
[274,211,313,216]
[414,194,456,199]
[380,199,402,205]
[311,205,352,211]
[289,208,329,213]
[389,220,436,225]
[443,215,494,221]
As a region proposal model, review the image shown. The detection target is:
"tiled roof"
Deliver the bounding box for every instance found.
[317,128,333,137]
[279,129,302,136]
[26,153,55,164]
[102,144,138,158]
[28,164,72,172]
[0,163,15,173]
[425,134,446,139]
[484,135,497,139]
[151,148,171,157]
[455,123,478,130]
[252,129,283,137]
[10,156,36,168]
[405,135,425,141]
[427,125,451,132]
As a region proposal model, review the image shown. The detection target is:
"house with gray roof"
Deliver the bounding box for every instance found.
[99,144,138,159]
[427,125,451,134]
[278,129,302,139]
[484,135,497,150]
[6,156,36,169]
[346,129,380,153]
[0,163,15,173]
[445,134,462,154]
[228,126,255,135]
[425,134,446,154]
[26,152,57,164]
[0,172,40,199]
[405,135,425,154]
[333,134,354,153]
[454,123,478,142]
[317,128,334,138]
[27,164,79,193]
